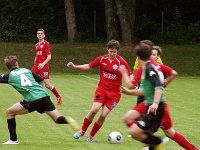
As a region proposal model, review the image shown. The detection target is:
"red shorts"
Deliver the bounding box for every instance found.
[93,86,121,111]
[32,65,50,79]
[133,101,172,130]
[160,102,172,130]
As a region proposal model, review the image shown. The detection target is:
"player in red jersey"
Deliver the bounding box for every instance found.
[32,28,62,105]
[67,39,132,142]
[119,43,199,150]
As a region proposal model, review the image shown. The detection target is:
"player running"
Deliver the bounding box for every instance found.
[67,39,132,142]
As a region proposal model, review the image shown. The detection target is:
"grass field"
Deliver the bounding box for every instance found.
[0,74,199,150]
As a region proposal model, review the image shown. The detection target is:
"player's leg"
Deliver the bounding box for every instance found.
[87,105,111,142]
[163,128,199,150]
[129,124,164,149]
[44,79,62,105]
[74,102,103,139]
[3,102,29,144]
[45,109,79,130]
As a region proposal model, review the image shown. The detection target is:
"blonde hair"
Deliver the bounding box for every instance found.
[152,46,162,55]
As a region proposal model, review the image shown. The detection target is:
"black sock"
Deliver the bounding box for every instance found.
[57,116,67,124]
[149,146,154,150]
[142,132,161,145]
[7,118,17,141]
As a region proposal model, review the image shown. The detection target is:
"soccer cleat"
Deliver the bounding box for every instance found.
[73,131,84,139]
[2,139,19,144]
[153,143,165,150]
[66,116,79,131]
[86,135,94,143]
[56,94,62,105]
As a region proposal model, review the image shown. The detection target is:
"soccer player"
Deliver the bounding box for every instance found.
[120,44,199,150]
[121,43,166,149]
[32,28,62,105]
[67,39,132,142]
[1,56,79,144]
[133,40,163,74]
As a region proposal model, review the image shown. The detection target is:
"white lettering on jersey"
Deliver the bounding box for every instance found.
[36,51,42,56]
[103,72,117,80]
[11,68,29,76]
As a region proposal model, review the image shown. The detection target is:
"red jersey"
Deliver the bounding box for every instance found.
[132,60,173,87]
[89,54,132,91]
[34,40,51,68]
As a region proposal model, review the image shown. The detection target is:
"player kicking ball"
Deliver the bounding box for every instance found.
[0,56,79,144]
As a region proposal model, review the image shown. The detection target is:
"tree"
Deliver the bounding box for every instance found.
[115,0,136,44]
[64,0,77,42]
[104,0,136,44]
[104,0,120,41]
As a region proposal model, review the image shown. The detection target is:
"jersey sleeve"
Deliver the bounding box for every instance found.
[46,41,51,55]
[0,73,9,83]
[132,67,142,86]
[32,72,44,83]
[146,64,163,89]
[160,64,173,76]
[89,56,101,68]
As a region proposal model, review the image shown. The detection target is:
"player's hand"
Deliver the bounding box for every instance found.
[147,103,158,115]
[38,63,44,69]
[120,86,129,95]
[67,62,74,68]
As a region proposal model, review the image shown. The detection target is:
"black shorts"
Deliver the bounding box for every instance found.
[20,96,56,114]
[137,102,164,133]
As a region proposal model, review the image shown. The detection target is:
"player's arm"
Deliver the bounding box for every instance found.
[118,65,134,88]
[67,62,91,71]
[38,55,51,69]
[0,73,9,83]
[32,72,44,84]
[163,66,178,87]
[121,86,143,96]
[146,65,164,115]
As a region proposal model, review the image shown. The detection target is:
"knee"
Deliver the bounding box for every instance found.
[5,108,14,118]
[164,128,175,139]
[90,109,98,115]
[123,114,130,124]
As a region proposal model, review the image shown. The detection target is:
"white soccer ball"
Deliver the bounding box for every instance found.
[108,131,123,144]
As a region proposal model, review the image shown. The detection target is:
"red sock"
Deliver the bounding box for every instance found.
[173,132,198,150]
[90,122,102,137]
[51,87,60,97]
[127,121,136,127]
[81,118,92,133]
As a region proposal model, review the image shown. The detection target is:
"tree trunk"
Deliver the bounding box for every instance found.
[115,0,136,44]
[104,0,120,41]
[64,0,77,42]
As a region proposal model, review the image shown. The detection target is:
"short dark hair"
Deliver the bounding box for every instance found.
[135,43,152,61]
[4,56,18,70]
[139,40,154,47]
[107,39,120,50]
[37,28,45,34]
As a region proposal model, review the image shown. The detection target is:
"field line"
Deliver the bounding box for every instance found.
[80,74,99,81]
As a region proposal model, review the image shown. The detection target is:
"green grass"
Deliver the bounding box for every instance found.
[0,74,199,150]
[0,42,200,75]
